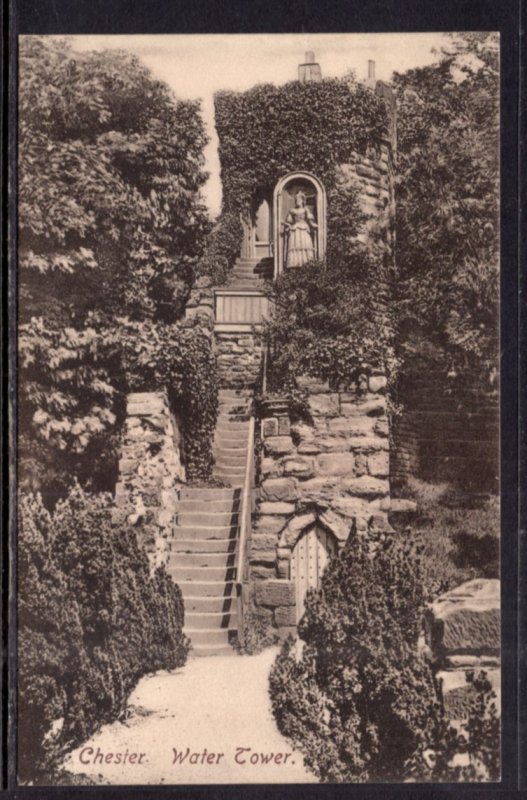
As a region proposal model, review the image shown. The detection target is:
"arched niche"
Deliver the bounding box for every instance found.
[273,172,326,279]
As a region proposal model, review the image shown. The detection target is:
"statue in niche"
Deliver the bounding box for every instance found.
[283,190,318,268]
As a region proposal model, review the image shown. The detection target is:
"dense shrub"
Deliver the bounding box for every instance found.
[269,528,500,782]
[196,211,243,286]
[269,531,440,782]
[395,480,500,600]
[18,485,189,783]
[264,252,397,395]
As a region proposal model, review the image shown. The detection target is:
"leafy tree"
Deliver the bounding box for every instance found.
[18,37,211,497]
[18,485,189,783]
[393,33,499,385]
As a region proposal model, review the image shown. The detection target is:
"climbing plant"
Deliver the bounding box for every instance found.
[204,75,388,289]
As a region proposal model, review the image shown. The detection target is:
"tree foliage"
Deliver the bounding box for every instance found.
[18,37,215,496]
[18,484,189,783]
[393,33,499,383]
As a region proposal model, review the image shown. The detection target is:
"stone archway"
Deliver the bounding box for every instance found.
[273,171,327,278]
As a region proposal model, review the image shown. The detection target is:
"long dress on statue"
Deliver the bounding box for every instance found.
[285,206,316,267]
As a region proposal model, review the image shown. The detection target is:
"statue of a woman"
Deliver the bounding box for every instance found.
[283,191,318,268]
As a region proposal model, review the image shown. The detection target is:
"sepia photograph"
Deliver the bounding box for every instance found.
[15,31,501,786]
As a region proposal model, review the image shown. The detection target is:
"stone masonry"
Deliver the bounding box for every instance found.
[115,391,185,570]
[250,374,391,639]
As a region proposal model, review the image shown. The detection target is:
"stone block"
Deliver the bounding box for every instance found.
[368,375,387,393]
[277,559,290,579]
[314,436,350,453]
[255,580,295,608]
[341,475,389,498]
[279,512,317,547]
[253,605,274,622]
[297,441,321,454]
[260,477,298,502]
[128,392,166,416]
[374,419,389,437]
[438,667,501,721]
[340,397,386,417]
[317,452,356,476]
[275,605,297,627]
[354,453,369,476]
[250,533,279,552]
[308,393,339,417]
[261,457,283,478]
[277,626,297,642]
[262,418,278,438]
[426,579,500,658]
[264,436,294,455]
[347,436,389,452]
[254,516,286,536]
[291,422,316,442]
[283,457,315,477]
[278,416,291,435]
[300,477,341,502]
[296,375,330,392]
[328,417,375,436]
[259,501,296,515]
[368,451,390,477]
[250,565,276,579]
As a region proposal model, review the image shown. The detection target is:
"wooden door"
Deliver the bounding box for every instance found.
[290,525,336,623]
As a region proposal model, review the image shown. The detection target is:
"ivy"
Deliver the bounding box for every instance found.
[118,317,219,482]
[214,76,387,213]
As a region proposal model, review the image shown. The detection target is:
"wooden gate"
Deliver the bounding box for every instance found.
[290,525,337,623]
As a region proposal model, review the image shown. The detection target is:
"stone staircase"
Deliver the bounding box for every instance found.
[167,389,253,656]
[225,256,273,290]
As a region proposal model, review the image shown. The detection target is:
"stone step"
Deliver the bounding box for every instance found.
[186,628,237,647]
[184,595,237,614]
[215,420,250,431]
[214,431,249,443]
[173,525,238,540]
[170,538,237,554]
[186,611,238,630]
[177,511,240,528]
[168,552,236,568]
[213,465,246,476]
[214,453,247,466]
[217,412,250,420]
[177,498,241,513]
[218,389,253,398]
[179,487,240,501]
[189,644,237,657]
[171,565,237,582]
[178,580,235,597]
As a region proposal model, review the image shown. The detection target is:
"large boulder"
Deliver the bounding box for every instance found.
[425,579,500,662]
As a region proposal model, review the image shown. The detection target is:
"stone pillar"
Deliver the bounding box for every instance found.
[115,391,185,570]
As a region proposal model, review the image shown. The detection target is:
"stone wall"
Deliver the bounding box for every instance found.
[216,329,263,389]
[391,338,499,493]
[250,376,391,638]
[115,391,185,570]
[424,579,500,720]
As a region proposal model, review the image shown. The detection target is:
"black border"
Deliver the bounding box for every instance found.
[4,0,522,796]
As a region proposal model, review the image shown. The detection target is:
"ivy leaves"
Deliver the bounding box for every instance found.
[214,76,387,213]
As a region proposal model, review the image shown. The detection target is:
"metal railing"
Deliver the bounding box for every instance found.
[235,415,255,645]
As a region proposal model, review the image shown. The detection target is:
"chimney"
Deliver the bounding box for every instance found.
[365,59,377,90]
[298,51,322,83]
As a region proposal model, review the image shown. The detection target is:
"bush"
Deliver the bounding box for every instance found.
[269,531,441,782]
[235,611,279,656]
[18,485,189,783]
[397,479,500,600]
[196,211,243,286]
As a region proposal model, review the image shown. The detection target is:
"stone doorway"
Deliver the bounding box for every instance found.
[290,524,337,623]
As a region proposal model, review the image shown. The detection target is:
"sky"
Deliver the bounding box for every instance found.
[70,33,447,217]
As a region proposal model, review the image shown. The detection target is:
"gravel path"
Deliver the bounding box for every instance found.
[64,647,316,785]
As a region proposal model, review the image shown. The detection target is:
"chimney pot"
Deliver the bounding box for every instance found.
[368,60,376,79]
